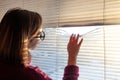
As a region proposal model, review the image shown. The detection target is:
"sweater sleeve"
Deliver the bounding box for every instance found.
[63,65,79,80]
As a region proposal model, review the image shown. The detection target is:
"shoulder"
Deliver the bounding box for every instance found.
[22,65,44,79]
[23,65,51,80]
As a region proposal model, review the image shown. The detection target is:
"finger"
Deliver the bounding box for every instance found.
[69,34,73,42]
[76,34,80,43]
[78,38,83,48]
[72,34,76,41]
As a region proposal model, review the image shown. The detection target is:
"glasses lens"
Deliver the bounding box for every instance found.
[39,31,45,40]
[34,31,45,41]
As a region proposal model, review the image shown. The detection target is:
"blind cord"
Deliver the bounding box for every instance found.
[103,0,106,80]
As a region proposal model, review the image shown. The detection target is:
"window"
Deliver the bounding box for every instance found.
[0,0,120,80]
[30,25,120,80]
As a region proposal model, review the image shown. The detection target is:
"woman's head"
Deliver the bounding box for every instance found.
[0,8,42,66]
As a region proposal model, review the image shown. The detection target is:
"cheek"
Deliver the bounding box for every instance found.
[35,39,41,44]
[28,39,41,50]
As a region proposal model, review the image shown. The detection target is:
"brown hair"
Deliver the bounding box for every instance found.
[0,8,42,66]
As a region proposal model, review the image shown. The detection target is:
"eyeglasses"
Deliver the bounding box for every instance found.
[34,31,45,41]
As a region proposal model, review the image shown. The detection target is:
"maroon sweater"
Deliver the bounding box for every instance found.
[0,62,79,80]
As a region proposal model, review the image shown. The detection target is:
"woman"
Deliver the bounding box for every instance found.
[0,8,83,80]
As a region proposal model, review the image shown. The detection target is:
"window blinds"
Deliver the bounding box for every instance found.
[58,0,104,27]
[1,0,120,27]
[30,26,120,80]
[0,0,120,80]
[105,0,120,24]
[104,25,120,80]
[58,0,120,26]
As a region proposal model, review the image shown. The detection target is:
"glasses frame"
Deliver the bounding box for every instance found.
[34,31,45,41]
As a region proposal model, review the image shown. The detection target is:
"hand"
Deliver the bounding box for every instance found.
[67,34,83,65]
